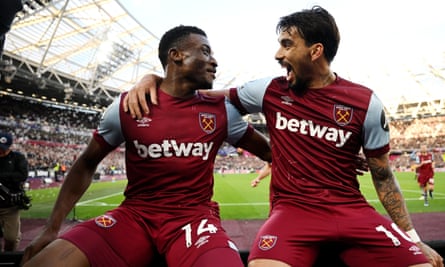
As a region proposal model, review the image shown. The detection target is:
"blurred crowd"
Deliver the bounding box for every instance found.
[390,117,445,150]
[389,117,445,170]
[0,95,124,177]
[1,94,444,176]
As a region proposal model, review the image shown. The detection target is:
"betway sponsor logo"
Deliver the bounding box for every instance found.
[275,112,352,147]
[134,140,213,160]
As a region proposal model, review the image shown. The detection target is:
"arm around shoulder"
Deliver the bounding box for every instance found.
[123,73,163,119]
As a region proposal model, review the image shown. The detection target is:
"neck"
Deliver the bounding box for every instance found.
[325,72,336,85]
[313,71,335,88]
[160,80,196,98]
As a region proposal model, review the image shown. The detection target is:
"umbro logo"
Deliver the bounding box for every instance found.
[409,245,422,255]
[136,117,152,127]
[280,96,293,106]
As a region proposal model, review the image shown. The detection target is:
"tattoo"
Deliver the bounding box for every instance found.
[368,156,413,231]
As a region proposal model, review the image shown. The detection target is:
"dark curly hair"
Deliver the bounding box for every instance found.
[277,6,340,63]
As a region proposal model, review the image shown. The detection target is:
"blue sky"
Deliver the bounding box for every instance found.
[118,0,445,105]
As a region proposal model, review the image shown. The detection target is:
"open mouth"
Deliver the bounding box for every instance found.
[284,64,295,83]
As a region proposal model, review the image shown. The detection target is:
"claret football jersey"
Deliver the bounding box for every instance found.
[417,152,434,177]
[229,75,390,205]
[94,89,252,207]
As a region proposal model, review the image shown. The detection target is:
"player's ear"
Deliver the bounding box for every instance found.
[168,48,183,65]
[310,43,323,61]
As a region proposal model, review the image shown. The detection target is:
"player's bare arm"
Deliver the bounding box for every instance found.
[238,131,271,164]
[368,153,444,267]
[251,162,271,187]
[21,138,113,264]
[368,153,412,230]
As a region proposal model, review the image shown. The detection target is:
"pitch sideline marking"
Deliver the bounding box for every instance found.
[76,192,122,206]
[76,196,445,207]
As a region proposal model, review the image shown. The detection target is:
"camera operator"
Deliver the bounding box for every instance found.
[0,132,29,251]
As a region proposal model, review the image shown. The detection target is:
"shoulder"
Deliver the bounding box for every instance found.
[336,76,373,93]
[333,76,380,109]
[272,76,288,86]
[197,91,225,104]
[9,151,26,161]
[11,151,25,157]
[241,76,284,91]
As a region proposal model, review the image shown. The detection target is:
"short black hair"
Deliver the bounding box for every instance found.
[158,25,207,69]
[277,6,340,63]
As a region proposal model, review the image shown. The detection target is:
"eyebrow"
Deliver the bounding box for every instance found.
[279,38,293,46]
[202,44,212,52]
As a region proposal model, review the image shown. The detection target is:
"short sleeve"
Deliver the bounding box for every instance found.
[96,95,125,147]
[363,93,390,157]
[225,99,249,145]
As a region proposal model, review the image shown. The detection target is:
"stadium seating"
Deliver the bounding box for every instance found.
[2,241,443,266]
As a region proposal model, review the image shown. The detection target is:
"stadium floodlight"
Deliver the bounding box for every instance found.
[0,60,17,84]
[31,73,47,90]
[64,83,73,100]
[94,41,134,81]
[36,77,46,90]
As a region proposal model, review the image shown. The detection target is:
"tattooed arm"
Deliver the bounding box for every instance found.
[368,152,444,267]
[368,153,412,230]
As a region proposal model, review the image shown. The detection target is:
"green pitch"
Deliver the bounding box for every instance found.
[21,172,445,220]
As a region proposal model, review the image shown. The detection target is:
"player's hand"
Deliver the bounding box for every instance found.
[353,155,368,176]
[21,227,58,265]
[417,241,444,267]
[123,74,163,119]
[251,178,261,187]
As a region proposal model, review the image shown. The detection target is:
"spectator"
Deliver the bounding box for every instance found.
[0,131,29,251]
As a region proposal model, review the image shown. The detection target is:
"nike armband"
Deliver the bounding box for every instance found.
[406,229,421,243]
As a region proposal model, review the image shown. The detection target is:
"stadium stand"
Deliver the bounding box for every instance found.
[2,93,445,184]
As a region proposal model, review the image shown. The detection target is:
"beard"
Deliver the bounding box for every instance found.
[288,75,310,96]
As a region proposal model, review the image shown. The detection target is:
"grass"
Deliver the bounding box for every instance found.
[21,171,445,220]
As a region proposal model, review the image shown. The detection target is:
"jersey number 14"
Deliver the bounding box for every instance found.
[181,219,218,248]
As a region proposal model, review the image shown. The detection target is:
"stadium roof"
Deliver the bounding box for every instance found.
[1,0,163,108]
[1,0,445,119]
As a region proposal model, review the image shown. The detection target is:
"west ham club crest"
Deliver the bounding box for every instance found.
[199,112,216,134]
[95,214,117,228]
[258,235,278,251]
[333,104,353,126]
